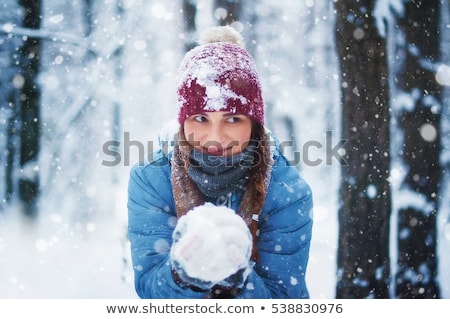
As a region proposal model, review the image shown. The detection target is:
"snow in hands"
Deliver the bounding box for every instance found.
[170,203,252,288]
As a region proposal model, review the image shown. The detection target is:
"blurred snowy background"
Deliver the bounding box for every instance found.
[0,0,449,298]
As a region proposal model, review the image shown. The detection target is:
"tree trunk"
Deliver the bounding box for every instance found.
[334,0,391,298]
[0,1,24,208]
[393,0,442,299]
[17,0,42,216]
[214,0,241,26]
[182,0,197,52]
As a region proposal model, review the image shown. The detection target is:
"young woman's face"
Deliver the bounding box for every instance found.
[183,111,252,156]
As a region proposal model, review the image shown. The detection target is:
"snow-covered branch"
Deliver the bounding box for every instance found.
[0,23,93,52]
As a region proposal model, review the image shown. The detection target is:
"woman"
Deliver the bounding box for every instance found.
[127,26,313,298]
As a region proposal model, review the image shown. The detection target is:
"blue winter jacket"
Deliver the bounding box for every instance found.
[127,139,313,299]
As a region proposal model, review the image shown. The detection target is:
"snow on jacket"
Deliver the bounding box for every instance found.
[127,135,313,299]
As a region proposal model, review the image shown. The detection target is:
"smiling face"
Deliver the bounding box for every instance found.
[183,111,253,156]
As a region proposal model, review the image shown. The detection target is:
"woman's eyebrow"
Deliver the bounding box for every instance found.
[223,112,239,117]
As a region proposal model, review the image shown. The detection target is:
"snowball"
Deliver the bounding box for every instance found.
[170,203,252,283]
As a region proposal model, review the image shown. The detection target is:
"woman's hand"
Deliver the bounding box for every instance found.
[170,203,252,291]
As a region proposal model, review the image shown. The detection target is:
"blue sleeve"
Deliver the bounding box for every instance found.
[238,158,313,299]
[127,160,205,299]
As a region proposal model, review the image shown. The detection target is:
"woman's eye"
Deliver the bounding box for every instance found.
[226,117,240,123]
[194,115,206,122]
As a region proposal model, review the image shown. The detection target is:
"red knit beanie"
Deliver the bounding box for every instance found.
[177,26,264,125]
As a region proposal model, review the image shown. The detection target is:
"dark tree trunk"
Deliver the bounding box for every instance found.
[214,0,241,26]
[1,5,16,207]
[17,0,42,216]
[82,0,95,36]
[182,0,197,52]
[334,0,391,298]
[1,1,26,208]
[394,0,442,299]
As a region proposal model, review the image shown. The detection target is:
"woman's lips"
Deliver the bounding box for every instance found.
[205,146,227,156]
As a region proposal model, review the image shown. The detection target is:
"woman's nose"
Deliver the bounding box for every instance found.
[204,125,228,153]
[206,125,225,145]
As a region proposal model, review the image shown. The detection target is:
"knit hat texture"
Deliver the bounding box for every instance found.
[177,26,264,125]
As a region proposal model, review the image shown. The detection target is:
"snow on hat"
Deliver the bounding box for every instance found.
[177,26,265,125]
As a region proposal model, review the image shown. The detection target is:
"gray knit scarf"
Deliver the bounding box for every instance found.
[187,142,257,199]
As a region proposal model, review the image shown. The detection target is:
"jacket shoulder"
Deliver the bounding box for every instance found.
[265,154,313,208]
[129,150,172,194]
